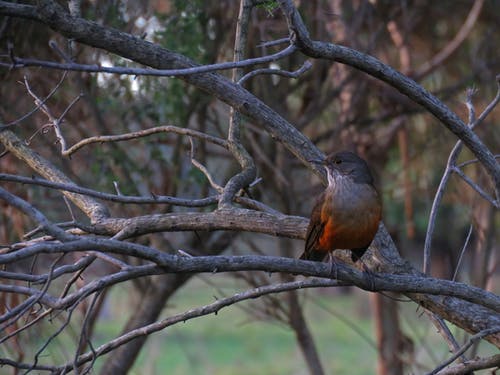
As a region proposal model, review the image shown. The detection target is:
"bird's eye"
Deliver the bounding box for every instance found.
[334,159,342,164]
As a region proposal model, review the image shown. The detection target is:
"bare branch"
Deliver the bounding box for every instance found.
[0,130,109,221]
[0,255,94,284]
[1,44,298,78]
[0,173,218,207]
[471,74,500,129]
[423,83,499,274]
[426,327,500,375]
[452,166,498,207]
[436,354,500,375]
[1,238,499,313]
[15,0,324,179]
[0,187,73,241]
[238,60,312,85]
[23,76,83,153]
[189,137,223,193]
[65,124,228,156]
[0,72,67,130]
[425,312,469,366]
[220,0,256,208]
[452,224,473,282]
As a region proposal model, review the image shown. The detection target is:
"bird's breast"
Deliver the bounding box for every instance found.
[318,180,381,250]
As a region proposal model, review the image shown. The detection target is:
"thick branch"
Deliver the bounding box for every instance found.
[0,130,109,221]
[76,208,305,240]
[1,237,499,336]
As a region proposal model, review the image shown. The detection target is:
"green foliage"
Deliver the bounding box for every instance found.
[154,0,208,63]
[255,1,280,14]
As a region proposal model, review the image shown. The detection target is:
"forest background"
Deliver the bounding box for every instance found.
[0,1,499,374]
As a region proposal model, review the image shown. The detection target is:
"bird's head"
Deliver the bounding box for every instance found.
[310,151,374,186]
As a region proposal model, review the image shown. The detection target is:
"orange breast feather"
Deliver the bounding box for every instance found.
[317,216,336,251]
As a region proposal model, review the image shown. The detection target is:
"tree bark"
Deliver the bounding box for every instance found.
[372,294,405,375]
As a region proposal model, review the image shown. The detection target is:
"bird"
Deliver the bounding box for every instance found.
[299,151,382,268]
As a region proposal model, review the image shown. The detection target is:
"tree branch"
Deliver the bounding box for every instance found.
[426,327,500,375]
[1,45,297,78]
[0,130,109,221]
[435,353,500,375]
[1,237,499,314]
[0,173,219,207]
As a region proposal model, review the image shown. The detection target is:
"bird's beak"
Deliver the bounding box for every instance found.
[307,158,326,165]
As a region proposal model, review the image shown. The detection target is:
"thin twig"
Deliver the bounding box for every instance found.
[425,312,469,366]
[425,327,500,375]
[0,187,73,241]
[436,353,500,375]
[256,37,290,48]
[470,74,500,129]
[452,166,498,207]
[0,72,67,130]
[452,224,473,282]
[238,60,312,84]
[23,76,82,153]
[188,137,223,193]
[456,154,500,169]
[73,291,101,373]
[2,44,298,78]
[0,173,219,207]
[64,124,228,156]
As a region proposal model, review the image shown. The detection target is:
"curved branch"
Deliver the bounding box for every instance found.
[0,187,73,241]
[1,45,297,77]
[0,174,219,207]
[64,124,228,156]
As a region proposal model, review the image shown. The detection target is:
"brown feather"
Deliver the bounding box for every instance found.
[300,191,328,261]
[300,151,382,264]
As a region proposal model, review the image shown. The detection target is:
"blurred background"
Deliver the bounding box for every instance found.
[1,1,498,374]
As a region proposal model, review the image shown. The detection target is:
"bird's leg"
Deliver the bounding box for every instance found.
[327,252,338,279]
[359,259,375,291]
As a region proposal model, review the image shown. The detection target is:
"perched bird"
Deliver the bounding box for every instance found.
[300,151,382,267]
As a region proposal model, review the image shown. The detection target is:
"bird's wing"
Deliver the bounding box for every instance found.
[300,193,327,261]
